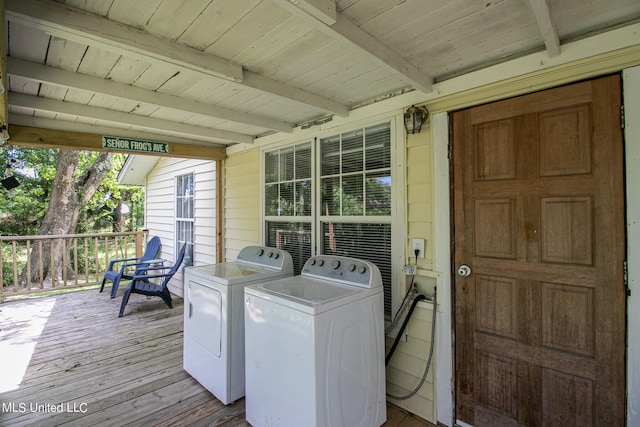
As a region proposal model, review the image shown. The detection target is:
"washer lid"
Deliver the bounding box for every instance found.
[251,276,361,306]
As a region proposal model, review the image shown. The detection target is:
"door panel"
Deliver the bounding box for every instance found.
[453,75,626,426]
[186,281,222,357]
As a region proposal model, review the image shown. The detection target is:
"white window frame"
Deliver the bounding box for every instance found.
[263,141,315,275]
[260,115,405,318]
[175,172,194,267]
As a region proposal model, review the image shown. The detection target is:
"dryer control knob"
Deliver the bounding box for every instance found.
[268,251,274,258]
[257,248,264,256]
[331,259,340,269]
[310,259,316,265]
[273,252,280,259]
[348,264,356,272]
[318,259,325,266]
[357,265,367,274]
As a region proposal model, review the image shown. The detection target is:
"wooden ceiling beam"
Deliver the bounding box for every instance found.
[6,0,349,117]
[8,57,293,133]
[529,0,561,57]
[9,125,226,161]
[9,93,254,144]
[8,114,228,148]
[288,0,337,25]
[272,0,433,93]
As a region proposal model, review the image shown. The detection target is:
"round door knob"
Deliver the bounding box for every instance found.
[458,265,472,277]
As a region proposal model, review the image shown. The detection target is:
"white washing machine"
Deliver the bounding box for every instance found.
[183,246,293,405]
[244,255,386,427]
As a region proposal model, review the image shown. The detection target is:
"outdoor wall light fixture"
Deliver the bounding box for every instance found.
[403,105,429,134]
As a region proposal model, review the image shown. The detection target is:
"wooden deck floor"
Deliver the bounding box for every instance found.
[0,288,435,427]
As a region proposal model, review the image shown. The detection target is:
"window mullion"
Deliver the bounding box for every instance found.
[339,134,343,217]
[362,132,366,216]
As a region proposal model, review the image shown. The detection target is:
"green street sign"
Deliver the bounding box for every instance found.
[102,136,170,154]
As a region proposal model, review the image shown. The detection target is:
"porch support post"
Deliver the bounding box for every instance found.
[0,0,8,130]
[216,160,223,264]
[135,232,144,258]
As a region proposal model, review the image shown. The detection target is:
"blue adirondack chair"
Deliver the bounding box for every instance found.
[118,244,187,317]
[100,236,162,298]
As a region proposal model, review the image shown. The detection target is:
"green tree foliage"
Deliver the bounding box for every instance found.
[0,147,144,236]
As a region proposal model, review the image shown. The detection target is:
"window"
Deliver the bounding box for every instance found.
[264,143,312,274]
[264,122,395,317]
[176,173,194,267]
[319,123,393,316]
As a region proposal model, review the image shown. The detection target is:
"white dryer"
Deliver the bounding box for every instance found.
[183,246,293,405]
[244,255,386,427]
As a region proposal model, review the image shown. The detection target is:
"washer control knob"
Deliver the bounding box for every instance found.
[310,259,316,266]
[318,259,325,266]
[257,248,264,256]
[273,252,280,259]
[331,259,340,269]
[348,264,356,272]
[357,265,367,274]
[268,251,274,258]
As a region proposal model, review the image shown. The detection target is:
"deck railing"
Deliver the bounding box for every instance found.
[0,230,150,302]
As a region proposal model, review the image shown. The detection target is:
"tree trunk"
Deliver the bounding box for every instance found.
[19,150,114,287]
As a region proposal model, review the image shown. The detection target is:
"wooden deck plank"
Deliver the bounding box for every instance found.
[21,303,180,345]
[188,398,247,426]
[143,391,226,427]
[56,377,206,426]
[22,335,182,381]
[3,350,183,411]
[0,289,435,427]
[26,320,182,367]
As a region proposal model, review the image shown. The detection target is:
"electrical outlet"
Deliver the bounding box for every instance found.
[412,238,425,258]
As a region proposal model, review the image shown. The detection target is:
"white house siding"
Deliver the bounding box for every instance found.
[386,301,438,423]
[145,157,217,297]
[382,123,439,423]
[406,127,435,273]
[223,149,261,262]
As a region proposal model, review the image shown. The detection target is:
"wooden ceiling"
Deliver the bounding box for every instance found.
[2,0,640,152]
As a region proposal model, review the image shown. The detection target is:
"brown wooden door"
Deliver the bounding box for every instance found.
[452,75,626,426]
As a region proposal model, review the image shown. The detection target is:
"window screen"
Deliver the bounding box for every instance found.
[265,143,312,217]
[320,123,391,217]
